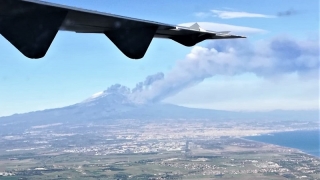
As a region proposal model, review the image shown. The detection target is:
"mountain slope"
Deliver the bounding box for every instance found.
[0,89,318,131]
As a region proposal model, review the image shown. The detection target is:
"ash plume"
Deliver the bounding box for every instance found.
[131,72,164,93]
[106,36,319,104]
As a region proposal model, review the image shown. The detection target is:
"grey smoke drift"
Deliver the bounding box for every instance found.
[95,36,318,104]
[277,9,299,17]
[132,72,164,93]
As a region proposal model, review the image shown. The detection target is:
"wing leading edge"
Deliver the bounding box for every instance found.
[0,0,245,59]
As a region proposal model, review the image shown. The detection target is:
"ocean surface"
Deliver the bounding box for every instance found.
[244,130,320,157]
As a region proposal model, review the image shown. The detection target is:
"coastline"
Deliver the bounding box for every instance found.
[242,129,320,158]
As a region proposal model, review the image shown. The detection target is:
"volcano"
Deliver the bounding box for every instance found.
[0,85,318,133]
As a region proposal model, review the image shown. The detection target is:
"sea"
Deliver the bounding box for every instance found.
[244,129,320,157]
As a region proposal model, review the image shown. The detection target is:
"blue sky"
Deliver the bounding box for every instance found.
[0,0,319,116]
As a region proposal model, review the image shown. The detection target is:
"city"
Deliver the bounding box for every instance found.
[0,118,319,179]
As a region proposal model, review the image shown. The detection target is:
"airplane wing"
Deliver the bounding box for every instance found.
[0,0,245,59]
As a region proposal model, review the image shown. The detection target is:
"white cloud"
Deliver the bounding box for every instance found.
[179,22,267,35]
[194,12,211,18]
[194,10,275,19]
[211,9,276,19]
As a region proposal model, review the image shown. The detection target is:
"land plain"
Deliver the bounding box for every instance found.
[0,119,319,180]
[1,90,319,179]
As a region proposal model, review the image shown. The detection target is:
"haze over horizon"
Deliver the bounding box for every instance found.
[0,0,319,116]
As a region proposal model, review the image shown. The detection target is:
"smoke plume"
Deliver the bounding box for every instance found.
[107,36,319,104]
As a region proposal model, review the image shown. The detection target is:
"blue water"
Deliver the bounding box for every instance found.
[244,130,320,157]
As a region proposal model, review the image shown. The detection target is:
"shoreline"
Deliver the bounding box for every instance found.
[242,127,319,137]
[241,129,319,158]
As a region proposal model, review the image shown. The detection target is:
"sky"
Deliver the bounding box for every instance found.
[0,0,319,116]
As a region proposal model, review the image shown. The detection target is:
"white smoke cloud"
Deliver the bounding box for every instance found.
[106,84,131,94]
[129,36,319,103]
[143,72,164,86]
[131,72,164,93]
[103,36,318,104]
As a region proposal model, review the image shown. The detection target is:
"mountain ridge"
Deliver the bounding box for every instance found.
[0,88,318,132]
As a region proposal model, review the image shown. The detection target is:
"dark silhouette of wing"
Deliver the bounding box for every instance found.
[0,0,245,59]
